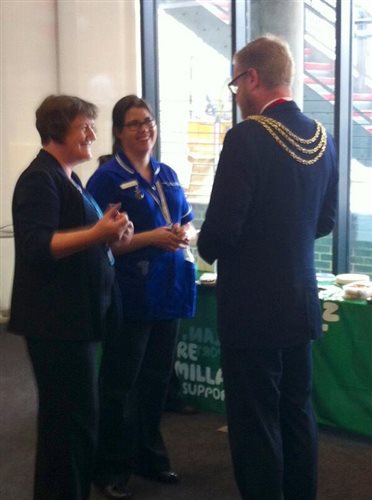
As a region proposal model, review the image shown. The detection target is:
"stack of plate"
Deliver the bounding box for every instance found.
[199,272,217,286]
[335,273,370,286]
[316,273,336,289]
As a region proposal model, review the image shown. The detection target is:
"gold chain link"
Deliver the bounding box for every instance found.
[247,115,327,165]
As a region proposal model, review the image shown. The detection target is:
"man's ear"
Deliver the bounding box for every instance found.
[246,67,260,89]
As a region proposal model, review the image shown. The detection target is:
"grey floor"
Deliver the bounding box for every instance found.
[1,329,371,500]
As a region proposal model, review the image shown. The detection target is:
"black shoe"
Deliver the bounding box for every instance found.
[156,470,179,483]
[95,481,133,499]
[175,404,199,415]
[165,403,200,415]
[137,469,179,484]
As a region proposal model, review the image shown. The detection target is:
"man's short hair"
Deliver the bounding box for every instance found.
[235,35,294,89]
[36,95,98,145]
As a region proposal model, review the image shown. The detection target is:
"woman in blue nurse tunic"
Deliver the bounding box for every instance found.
[87,95,196,500]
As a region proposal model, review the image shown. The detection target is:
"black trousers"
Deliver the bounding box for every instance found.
[95,319,178,483]
[221,341,318,500]
[26,337,99,500]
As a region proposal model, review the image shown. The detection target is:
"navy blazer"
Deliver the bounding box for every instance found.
[198,101,338,348]
[9,149,115,341]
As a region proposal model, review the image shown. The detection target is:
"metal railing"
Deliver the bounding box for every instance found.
[305,0,372,131]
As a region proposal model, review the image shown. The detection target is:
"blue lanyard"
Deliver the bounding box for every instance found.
[71,178,115,266]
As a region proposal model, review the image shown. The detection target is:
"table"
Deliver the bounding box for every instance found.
[176,285,372,437]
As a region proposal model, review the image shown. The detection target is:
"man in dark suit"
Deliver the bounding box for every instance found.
[198,36,338,500]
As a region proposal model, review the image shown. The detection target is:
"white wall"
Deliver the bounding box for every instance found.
[0,0,141,315]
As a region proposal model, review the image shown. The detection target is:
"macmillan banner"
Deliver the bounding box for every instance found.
[176,286,372,437]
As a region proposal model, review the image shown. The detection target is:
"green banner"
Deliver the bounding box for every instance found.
[176,286,372,436]
[176,286,224,413]
[313,299,372,436]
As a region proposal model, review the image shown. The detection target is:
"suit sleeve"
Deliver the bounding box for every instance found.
[197,126,257,263]
[12,170,60,265]
[316,136,339,238]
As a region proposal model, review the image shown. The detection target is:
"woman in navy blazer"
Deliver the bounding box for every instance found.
[8,95,133,500]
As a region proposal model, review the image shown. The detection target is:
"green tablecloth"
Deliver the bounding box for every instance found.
[313,299,372,436]
[176,286,372,437]
[176,286,223,414]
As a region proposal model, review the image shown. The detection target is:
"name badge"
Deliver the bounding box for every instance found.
[120,180,138,190]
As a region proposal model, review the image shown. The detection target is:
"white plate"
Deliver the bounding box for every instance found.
[335,273,370,285]
[199,272,217,286]
[316,272,335,281]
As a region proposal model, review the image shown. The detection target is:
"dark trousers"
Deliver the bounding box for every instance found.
[26,338,99,500]
[96,319,178,483]
[221,342,318,500]
[164,368,183,411]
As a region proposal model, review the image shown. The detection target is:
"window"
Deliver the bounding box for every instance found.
[142,0,372,277]
[349,0,372,275]
[143,0,233,231]
[303,0,337,273]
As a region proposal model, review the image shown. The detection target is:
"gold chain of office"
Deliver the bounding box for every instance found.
[247,115,327,165]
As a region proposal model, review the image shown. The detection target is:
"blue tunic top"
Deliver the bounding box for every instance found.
[87,151,196,320]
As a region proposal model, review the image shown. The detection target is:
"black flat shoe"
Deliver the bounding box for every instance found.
[136,469,179,484]
[95,481,133,499]
[156,470,179,483]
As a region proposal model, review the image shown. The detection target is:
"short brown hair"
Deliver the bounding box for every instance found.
[235,35,294,89]
[36,95,98,145]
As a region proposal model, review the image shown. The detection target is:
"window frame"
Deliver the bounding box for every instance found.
[141,0,365,276]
